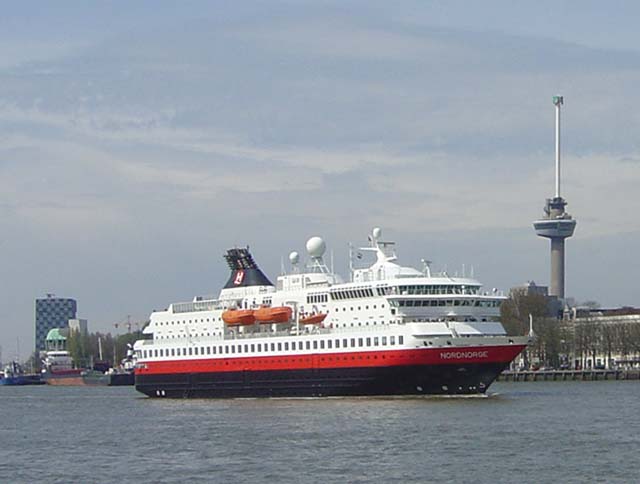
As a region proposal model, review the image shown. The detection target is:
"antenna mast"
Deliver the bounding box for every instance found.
[553,95,563,198]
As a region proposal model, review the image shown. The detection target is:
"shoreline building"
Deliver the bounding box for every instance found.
[68,318,88,335]
[533,96,577,299]
[565,307,640,370]
[35,294,77,354]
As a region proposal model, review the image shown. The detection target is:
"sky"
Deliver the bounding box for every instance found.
[2,1,640,361]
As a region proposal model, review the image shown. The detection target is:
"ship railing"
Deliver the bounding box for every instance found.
[227,322,400,340]
[229,327,332,339]
[327,324,395,334]
[172,300,221,313]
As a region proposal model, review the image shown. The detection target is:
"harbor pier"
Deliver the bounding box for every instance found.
[498,369,640,382]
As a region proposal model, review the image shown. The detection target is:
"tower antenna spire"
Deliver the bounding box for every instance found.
[554,95,563,198]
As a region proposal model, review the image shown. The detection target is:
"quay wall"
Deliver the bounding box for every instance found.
[497,369,640,382]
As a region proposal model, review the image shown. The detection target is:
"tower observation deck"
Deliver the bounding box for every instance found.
[533,96,576,299]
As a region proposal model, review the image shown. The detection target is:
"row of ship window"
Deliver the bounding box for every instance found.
[307,294,329,304]
[155,332,224,340]
[329,285,481,300]
[335,304,385,312]
[390,285,481,295]
[395,299,501,308]
[142,335,404,359]
[157,320,391,339]
[330,288,376,300]
[157,318,222,326]
[172,301,218,313]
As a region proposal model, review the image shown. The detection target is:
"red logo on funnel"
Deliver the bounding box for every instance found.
[234,271,245,285]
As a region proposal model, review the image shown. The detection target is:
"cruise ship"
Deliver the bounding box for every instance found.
[133,228,532,398]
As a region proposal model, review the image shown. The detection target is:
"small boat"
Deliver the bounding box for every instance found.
[222,309,256,325]
[41,350,85,385]
[0,362,45,386]
[299,313,327,325]
[254,306,292,323]
[83,344,136,386]
[82,369,134,386]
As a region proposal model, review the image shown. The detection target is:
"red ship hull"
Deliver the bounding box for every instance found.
[42,369,85,386]
[135,344,526,398]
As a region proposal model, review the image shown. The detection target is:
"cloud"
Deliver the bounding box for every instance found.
[3,3,640,358]
[2,100,640,240]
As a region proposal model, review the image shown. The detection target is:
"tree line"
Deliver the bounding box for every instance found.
[501,288,640,369]
[66,329,143,369]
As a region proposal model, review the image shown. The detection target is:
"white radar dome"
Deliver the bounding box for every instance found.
[306,236,326,258]
[372,227,382,239]
[289,251,300,265]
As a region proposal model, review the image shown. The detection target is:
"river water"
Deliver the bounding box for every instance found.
[1,381,638,483]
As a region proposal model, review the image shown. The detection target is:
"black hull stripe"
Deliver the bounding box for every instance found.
[136,362,509,398]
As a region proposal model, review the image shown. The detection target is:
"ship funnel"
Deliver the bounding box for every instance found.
[223,247,273,289]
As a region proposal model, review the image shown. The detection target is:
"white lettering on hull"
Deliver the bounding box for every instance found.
[440,350,489,360]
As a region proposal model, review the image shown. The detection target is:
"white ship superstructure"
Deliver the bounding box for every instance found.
[134,229,531,398]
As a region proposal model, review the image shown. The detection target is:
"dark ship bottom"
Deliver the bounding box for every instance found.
[135,362,511,398]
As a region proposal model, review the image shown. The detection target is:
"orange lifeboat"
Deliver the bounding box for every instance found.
[299,313,327,325]
[222,309,256,325]
[254,306,292,324]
